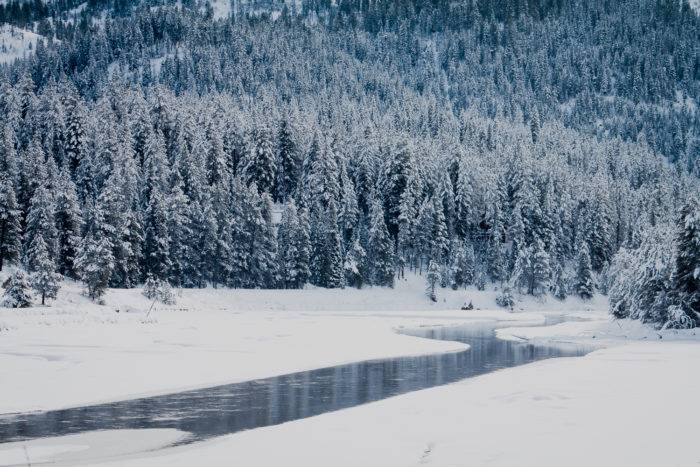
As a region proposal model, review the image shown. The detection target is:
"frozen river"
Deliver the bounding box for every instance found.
[0,316,592,447]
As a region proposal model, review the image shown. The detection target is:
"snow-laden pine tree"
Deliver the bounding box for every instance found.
[672,200,700,325]
[310,201,344,289]
[429,195,450,264]
[0,124,18,177]
[486,212,507,283]
[166,174,190,287]
[368,197,395,287]
[75,202,114,302]
[276,117,299,203]
[229,177,252,288]
[24,185,57,272]
[344,231,367,289]
[211,182,233,287]
[0,175,22,271]
[61,83,86,174]
[338,160,360,243]
[294,207,312,287]
[54,173,82,279]
[450,241,475,289]
[278,200,311,289]
[378,140,412,241]
[552,263,568,300]
[250,189,278,288]
[397,168,421,274]
[278,200,301,288]
[512,238,550,296]
[454,153,474,239]
[143,189,171,282]
[185,194,218,288]
[29,233,61,305]
[575,242,595,300]
[1,269,33,308]
[426,259,440,302]
[244,124,277,196]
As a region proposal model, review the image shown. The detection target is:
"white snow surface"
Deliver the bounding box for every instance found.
[1,273,698,467]
[0,429,185,466]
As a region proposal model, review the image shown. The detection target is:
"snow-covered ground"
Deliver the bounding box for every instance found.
[1,274,698,467]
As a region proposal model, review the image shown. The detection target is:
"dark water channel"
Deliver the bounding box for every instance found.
[0,317,592,445]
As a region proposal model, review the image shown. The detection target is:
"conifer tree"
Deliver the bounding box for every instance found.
[1,269,33,308]
[486,211,506,283]
[552,263,568,300]
[344,232,367,289]
[575,242,595,299]
[426,259,440,302]
[513,238,551,296]
[295,206,312,287]
[29,233,61,305]
[397,169,421,273]
[24,186,57,271]
[378,141,412,241]
[454,155,474,239]
[672,201,700,325]
[278,200,300,288]
[368,198,395,287]
[62,85,86,175]
[276,117,299,202]
[310,201,344,288]
[250,190,278,288]
[0,176,21,271]
[229,178,252,288]
[54,174,82,278]
[244,124,277,196]
[451,241,475,289]
[0,124,17,176]
[75,202,114,302]
[143,190,171,282]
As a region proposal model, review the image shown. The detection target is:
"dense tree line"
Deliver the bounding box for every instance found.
[0,0,698,327]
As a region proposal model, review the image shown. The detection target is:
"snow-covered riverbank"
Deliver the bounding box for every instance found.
[91,329,698,467]
[0,274,604,415]
[1,274,697,467]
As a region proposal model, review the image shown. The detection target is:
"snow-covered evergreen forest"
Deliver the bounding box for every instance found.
[0,0,698,328]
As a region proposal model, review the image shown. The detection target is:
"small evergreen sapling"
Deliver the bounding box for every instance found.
[426,260,440,302]
[1,269,33,308]
[29,234,61,305]
[143,275,176,304]
[496,284,515,310]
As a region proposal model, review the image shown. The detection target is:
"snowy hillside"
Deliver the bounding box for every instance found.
[0,25,43,64]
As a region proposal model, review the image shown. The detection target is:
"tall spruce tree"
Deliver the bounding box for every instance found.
[575,242,595,300]
[24,185,57,271]
[54,173,82,278]
[672,201,700,325]
[0,176,21,271]
[368,197,395,287]
[75,202,114,302]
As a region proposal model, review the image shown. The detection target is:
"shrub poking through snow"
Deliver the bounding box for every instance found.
[143,275,176,305]
[496,285,515,310]
[1,269,33,308]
